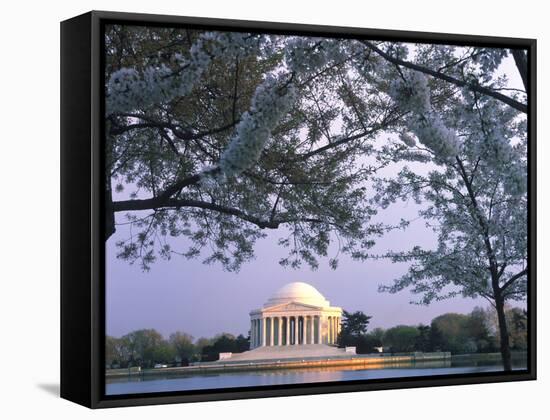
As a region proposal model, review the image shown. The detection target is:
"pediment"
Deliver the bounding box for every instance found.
[263,301,323,312]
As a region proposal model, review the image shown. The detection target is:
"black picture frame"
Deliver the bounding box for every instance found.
[60,10,537,409]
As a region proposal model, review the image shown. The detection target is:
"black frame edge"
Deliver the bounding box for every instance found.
[90,9,535,46]
[60,11,94,408]
[527,38,537,381]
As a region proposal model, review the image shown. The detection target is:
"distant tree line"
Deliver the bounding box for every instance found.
[105,331,249,369]
[338,306,527,355]
[106,305,527,368]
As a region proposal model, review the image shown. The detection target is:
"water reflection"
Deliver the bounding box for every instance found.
[106,357,527,395]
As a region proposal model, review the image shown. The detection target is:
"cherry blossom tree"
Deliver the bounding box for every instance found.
[373,65,527,371]
[105,26,399,271]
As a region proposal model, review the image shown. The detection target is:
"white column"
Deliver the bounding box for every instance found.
[297,316,301,345]
[289,317,293,345]
[313,315,321,343]
[253,319,256,347]
[309,316,313,344]
[277,317,282,346]
[288,317,292,345]
[265,317,269,346]
[260,317,265,346]
[286,317,290,345]
[272,317,275,346]
[264,317,269,346]
[256,319,259,347]
[251,320,255,348]
[270,317,274,346]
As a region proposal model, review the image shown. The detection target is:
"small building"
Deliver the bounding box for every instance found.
[249,282,343,348]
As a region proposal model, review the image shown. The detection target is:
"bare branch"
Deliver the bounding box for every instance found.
[113,196,341,230]
[361,40,527,113]
[500,268,528,291]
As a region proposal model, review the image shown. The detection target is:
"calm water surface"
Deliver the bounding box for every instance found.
[106,357,527,395]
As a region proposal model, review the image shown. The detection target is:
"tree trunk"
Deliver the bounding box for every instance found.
[105,184,116,241]
[494,295,512,371]
[511,50,528,91]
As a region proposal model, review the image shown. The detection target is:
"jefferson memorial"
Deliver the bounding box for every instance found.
[250,282,342,348]
[216,282,356,362]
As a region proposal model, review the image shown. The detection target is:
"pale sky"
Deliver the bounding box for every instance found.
[106,197,490,339]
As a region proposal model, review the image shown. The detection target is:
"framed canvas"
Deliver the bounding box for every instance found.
[60,10,536,408]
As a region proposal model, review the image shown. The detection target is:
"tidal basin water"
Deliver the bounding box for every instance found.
[106,356,527,395]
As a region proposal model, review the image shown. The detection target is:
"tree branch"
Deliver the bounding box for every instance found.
[111,114,239,142]
[295,111,403,161]
[112,197,339,230]
[455,156,499,281]
[361,40,527,113]
[500,267,528,291]
[158,171,215,201]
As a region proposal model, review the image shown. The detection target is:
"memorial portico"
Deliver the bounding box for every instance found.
[249,282,342,349]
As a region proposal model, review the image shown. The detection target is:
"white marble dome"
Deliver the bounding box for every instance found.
[264,282,330,307]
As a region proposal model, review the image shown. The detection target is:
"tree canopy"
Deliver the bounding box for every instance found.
[105,25,527,275]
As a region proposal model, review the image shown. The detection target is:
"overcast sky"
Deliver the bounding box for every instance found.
[106,53,525,340]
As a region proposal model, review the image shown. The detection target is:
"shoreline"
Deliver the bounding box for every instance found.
[106,351,453,378]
